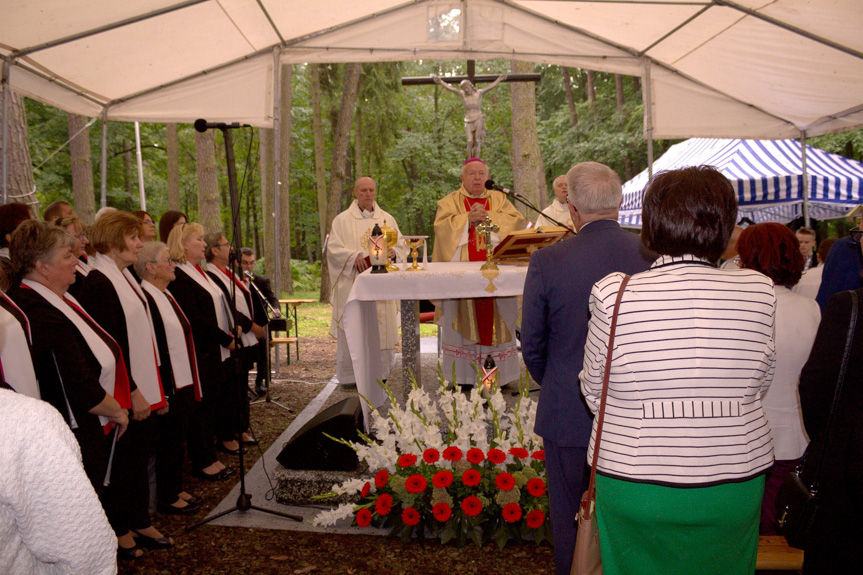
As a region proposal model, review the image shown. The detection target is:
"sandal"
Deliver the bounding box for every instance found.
[117,544,144,561]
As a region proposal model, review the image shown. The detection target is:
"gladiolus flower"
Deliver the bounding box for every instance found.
[495,472,515,491]
[361,482,371,498]
[356,508,372,527]
[433,502,452,522]
[405,474,428,494]
[423,448,440,464]
[461,468,481,487]
[461,496,483,517]
[487,448,506,464]
[526,477,546,497]
[466,448,485,464]
[442,446,463,461]
[531,450,545,461]
[402,506,420,526]
[398,453,418,468]
[526,509,545,529]
[374,469,389,488]
[433,470,454,489]
[502,502,523,523]
[509,447,529,459]
[375,493,393,516]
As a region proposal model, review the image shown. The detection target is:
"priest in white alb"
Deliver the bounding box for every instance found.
[432,158,524,387]
[327,177,404,385]
[535,175,574,230]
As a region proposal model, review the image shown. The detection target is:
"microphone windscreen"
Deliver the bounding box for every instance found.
[484,179,496,190]
[194,119,208,133]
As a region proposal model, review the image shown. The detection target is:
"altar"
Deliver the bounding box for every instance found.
[341,261,528,425]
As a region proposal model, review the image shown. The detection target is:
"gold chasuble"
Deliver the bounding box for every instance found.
[432,186,524,386]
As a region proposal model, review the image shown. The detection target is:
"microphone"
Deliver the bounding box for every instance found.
[194,119,247,132]
[485,179,520,198]
[243,270,256,281]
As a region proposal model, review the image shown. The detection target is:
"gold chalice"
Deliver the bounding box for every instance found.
[381,220,399,272]
[402,236,427,271]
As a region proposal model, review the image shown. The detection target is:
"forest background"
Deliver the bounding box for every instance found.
[13,60,863,300]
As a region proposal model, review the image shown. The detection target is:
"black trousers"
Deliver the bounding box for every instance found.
[103,416,157,534]
[155,386,193,504]
[186,356,221,471]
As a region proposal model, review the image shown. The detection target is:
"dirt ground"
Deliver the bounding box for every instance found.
[119,337,557,575]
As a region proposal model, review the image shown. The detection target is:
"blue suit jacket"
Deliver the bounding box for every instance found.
[815,236,863,311]
[523,219,656,447]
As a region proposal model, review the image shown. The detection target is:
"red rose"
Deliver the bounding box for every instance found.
[405,474,428,494]
[461,468,481,487]
[356,507,372,527]
[423,448,440,464]
[466,448,485,464]
[401,506,421,526]
[509,447,529,459]
[531,450,545,461]
[487,448,506,464]
[526,477,546,497]
[375,493,393,516]
[495,472,516,491]
[461,495,483,517]
[502,502,523,523]
[526,509,545,529]
[398,453,418,468]
[433,470,454,489]
[374,469,389,488]
[433,502,452,522]
[442,446,463,461]
[361,481,371,498]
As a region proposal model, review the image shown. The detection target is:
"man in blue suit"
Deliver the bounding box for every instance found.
[522,162,656,575]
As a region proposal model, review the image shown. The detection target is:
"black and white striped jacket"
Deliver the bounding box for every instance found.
[581,254,776,487]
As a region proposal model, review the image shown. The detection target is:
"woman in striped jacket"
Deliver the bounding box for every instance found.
[581,166,776,575]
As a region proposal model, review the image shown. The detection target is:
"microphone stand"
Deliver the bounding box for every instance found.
[246,273,292,413]
[186,124,301,530]
[487,183,573,231]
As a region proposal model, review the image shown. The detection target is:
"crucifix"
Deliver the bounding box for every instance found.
[402,60,541,159]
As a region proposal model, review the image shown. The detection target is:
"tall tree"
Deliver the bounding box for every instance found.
[310,64,328,245]
[319,62,362,303]
[561,67,578,128]
[615,74,625,113]
[66,113,95,224]
[587,70,596,108]
[259,128,275,276]
[278,63,294,295]
[195,130,221,233]
[166,123,180,210]
[0,90,35,207]
[510,60,547,217]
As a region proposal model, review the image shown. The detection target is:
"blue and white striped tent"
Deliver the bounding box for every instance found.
[619,139,863,228]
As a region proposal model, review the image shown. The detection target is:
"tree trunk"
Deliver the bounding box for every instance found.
[615,74,625,114]
[0,90,34,211]
[561,67,578,128]
[124,139,134,203]
[587,70,596,108]
[66,113,95,224]
[278,63,293,295]
[259,128,275,277]
[166,123,180,210]
[354,107,362,179]
[632,76,641,94]
[310,65,328,248]
[509,60,547,219]
[319,62,362,304]
[195,130,221,233]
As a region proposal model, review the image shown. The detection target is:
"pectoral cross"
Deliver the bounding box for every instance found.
[476,216,499,271]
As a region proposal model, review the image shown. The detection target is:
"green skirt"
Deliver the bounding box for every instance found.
[595,474,765,575]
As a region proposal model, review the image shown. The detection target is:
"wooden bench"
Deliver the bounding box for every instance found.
[756,536,804,571]
[269,336,298,373]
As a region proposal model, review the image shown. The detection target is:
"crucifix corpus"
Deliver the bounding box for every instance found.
[402,60,541,159]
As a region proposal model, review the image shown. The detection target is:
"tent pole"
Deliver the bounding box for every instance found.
[272,47,282,292]
[1,59,11,204]
[134,122,146,210]
[100,109,109,209]
[644,60,654,179]
[800,131,810,228]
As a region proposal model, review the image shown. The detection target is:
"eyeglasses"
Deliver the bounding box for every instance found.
[74,232,88,241]
[217,242,230,248]
[850,228,862,243]
[149,258,176,266]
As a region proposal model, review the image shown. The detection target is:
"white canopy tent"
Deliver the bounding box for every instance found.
[3,0,863,287]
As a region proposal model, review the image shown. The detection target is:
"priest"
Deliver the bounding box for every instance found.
[327,177,404,385]
[432,158,524,387]
[535,175,573,230]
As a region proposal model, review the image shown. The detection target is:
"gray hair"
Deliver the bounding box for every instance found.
[566,162,622,215]
[134,241,169,279]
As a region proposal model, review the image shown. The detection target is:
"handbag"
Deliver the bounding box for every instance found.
[571,275,630,575]
[776,289,858,549]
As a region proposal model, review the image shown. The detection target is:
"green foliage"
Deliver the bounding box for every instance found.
[291,259,321,293]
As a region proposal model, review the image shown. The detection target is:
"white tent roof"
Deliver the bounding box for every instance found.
[2,0,862,138]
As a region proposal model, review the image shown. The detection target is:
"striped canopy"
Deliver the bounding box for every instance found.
[619,139,863,228]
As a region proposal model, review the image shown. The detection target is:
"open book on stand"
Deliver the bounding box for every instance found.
[491,226,570,264]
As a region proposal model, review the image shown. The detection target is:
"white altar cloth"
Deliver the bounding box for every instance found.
[342,261,528,426]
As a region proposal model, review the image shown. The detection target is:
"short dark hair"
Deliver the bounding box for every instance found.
[738,223,804,286]
[43,200,71,222]
[240,247,255,258]
[203,232,226,262]
[818,237,836,262]
[0,203,34,248]
[641,166,737,262]
[159,210,187,243]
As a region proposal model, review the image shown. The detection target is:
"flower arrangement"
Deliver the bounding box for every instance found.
[313,369,551,549]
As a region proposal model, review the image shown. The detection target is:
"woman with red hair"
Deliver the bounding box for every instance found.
[737,222,820,534]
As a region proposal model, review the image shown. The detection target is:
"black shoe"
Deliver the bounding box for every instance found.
[118,544,144,561]
[181,494,204,507]
[157,500,200,516]
[217,442,247,455]
[192,468,231,482]
[240,436,259,446]
[131,530,174,550]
